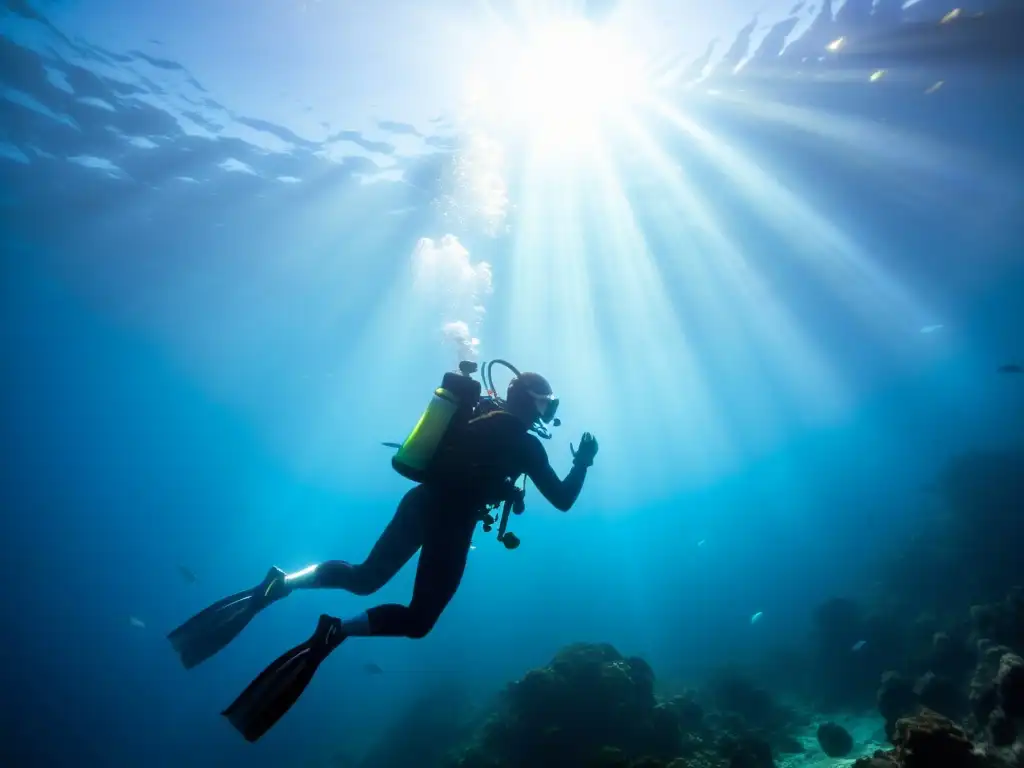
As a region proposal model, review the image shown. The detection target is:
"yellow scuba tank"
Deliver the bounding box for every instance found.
[392,362,481,483]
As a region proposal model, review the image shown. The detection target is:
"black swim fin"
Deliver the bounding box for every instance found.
[168,566,291,670]
[222,613,346,742]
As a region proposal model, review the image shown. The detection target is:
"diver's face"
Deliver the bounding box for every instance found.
[526,390,559,424]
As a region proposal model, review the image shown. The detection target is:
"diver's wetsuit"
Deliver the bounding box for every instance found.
[304,411,588,638]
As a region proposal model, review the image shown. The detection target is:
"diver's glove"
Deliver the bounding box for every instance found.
[571,432,599,468]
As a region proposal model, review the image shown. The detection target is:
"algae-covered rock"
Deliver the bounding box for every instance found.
[467,643,677,767]
[995,652,1024,717]
[892,709,974,768]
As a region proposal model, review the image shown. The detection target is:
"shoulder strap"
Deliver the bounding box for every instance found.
[467,409,517,426]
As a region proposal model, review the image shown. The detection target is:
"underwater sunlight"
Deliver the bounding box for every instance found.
[468,16,652,151]
[2,0,1024,766]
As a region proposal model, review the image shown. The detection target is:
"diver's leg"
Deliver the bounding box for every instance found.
[218,495,432,738]
[287,486,427,595]
[363,508,476,638]
[168,489,425,669]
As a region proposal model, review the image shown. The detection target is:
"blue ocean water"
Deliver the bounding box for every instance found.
[1,0,1023,766]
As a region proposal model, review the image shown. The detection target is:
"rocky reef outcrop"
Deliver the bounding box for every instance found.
[862,585,1024,765]
[853,709,1023,768]
[447,643,782,768]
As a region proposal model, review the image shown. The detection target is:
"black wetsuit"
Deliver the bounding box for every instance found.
[306,411,588,638]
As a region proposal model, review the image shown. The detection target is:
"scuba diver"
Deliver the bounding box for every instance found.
[168,360,598,743]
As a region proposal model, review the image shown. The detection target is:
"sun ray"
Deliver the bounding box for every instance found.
[652,102,934,337]
[585,146,735,483]
[704,91,1021,223]
[612,111,848,429]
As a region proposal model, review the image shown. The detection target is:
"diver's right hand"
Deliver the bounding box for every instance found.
[571,432,599,468]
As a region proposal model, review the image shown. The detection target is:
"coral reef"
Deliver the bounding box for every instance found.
[446,643,780,768]
[420,633,1022,768]
[436,593,1024,767]
[700,673,800,754]
[865,587,1024,739]
[361,587,1024,768]
[850,709,1012,768]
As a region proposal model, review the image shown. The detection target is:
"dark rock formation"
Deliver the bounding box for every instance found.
[914,671,967,722]
[987,707,1016,747]
[816,721,854,757]
[995,653,1024,717]
[718,734,775,768]
[878,671,918,740]
[929,632,976,683]
[891,709,975,768]
[971,589,1024,653]
[854,710,990,768]
[701,672,798,754]
[450,643,726,768]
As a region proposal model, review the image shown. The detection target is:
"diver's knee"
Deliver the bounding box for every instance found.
[405,623,433,640]
[346,563,387,596]
[315,561,384,596]
[404,611,440,639]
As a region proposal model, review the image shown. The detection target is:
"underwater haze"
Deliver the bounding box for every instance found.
[2,0,1024,766]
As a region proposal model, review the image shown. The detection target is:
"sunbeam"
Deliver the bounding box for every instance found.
[613,112,848,430]
[586,146,734,482]
[705,90,1022,226]
[652,102,934,337]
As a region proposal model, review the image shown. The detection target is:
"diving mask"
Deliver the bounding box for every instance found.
[527,389,560,424]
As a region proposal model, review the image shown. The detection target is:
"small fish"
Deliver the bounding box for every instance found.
[920,324,944,334]
[129,616,146,629]
[750,612,764,625]
[381,442,401,449]
[697,539,706,547]
[362,662,384,675]
[177,565,198,584]
[851,640,867,652]
[998,363,1021,374]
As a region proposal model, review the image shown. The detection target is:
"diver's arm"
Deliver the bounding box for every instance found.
[525,440,587,512]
